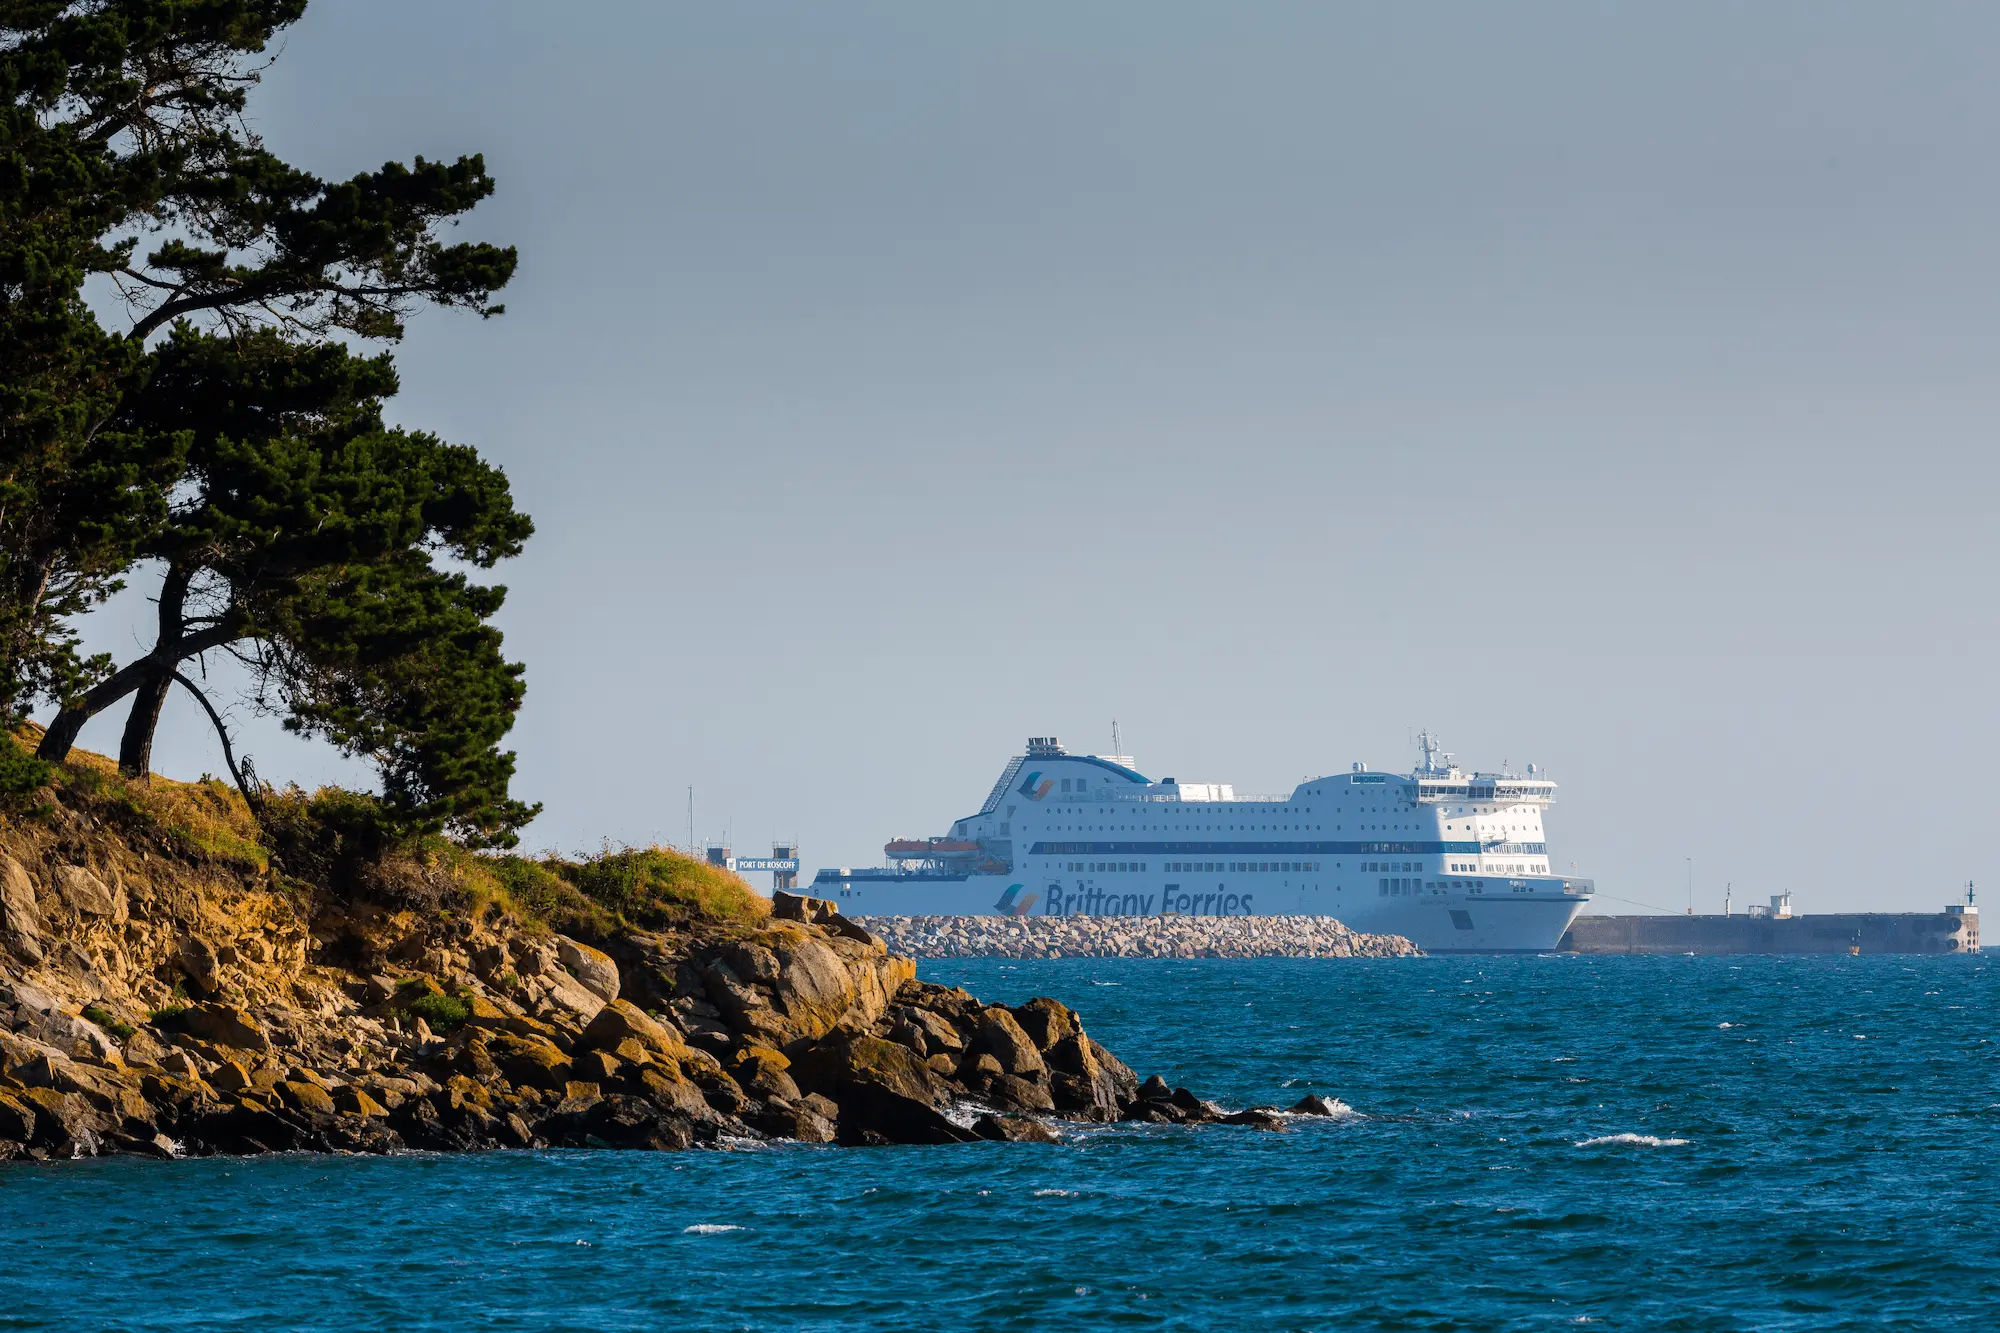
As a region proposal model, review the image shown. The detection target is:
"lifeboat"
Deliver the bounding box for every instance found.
[885,837,981,859]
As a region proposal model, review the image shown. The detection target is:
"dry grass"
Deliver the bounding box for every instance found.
[23,726,269,873]
[9,726,772,937]
[561,844,769,931]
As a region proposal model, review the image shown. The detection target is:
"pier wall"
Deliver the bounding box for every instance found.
[1559,911,1977,955]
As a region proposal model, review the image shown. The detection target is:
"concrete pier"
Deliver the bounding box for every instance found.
[1559,908,1977,955]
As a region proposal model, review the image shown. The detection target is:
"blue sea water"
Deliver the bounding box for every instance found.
[4,954,1997,1332]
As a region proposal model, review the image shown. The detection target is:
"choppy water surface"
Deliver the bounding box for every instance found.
[4,954,1997,1332]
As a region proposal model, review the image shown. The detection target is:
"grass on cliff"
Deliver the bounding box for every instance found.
[14,723,269,873]
[473,845,768,937]
[6,726,767,939]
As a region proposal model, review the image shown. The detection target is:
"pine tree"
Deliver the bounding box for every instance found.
[4,4,538,842]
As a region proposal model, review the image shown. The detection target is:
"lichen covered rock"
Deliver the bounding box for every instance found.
[0,749,1266,1161]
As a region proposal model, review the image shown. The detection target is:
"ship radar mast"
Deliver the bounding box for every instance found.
[1416,728,1449,775]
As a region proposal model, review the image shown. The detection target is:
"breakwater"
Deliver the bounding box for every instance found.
[1560,908,1978,955]
[858,914,1420,959]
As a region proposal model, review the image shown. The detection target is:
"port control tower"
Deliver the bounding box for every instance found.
[708,841,800,895]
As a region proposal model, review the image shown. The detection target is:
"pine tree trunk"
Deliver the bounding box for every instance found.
[117,669,173,778]
[36,704,91,763]
[34,562,233,767]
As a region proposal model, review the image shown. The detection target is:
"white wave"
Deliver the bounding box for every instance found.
[1718,1022,1733,1028]
[1034,1188,1079,1197]
[683,1224,744,1235]
[1574,1133,1689,1148]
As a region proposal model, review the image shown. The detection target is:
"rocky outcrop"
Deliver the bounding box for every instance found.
[861,913,1421,959]
[0,774,1261,1160]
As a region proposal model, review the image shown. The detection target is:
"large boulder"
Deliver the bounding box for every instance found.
[1011,997,1080,1050]
[720,941,781,985]
[795,1034,973,1146]
[731,1045,801,1102]
[532,966,608,1023]
[973,1113,1060,1144]
[554,936,620,1004]
[488,1032,574,1091]
[53,865,123,920]
[3,985,121,1064]
[179,1003,271,1054]
[278,1080,337,1115]
[16,1086,103,1156]
[974,1008,1046,1077]
[756,1100,836,1143]
[905,1007,965,1053]
[770,891,840,925]
[175,936,222,996]
[0,854,45,963]
[0,1089,36,1143]
[628,1065,714,1120]
[1045,1034,1136,1121]
[579,1000,691,1062]
[764,933,855,1038]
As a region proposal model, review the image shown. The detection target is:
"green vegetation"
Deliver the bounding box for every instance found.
[82,1004,136,1040]
[563,846,768,930]
[417,843,767,938]
[2,2,536,848]
[40,735,269,871]
[404,993,471,1032]
[0,731,48,809]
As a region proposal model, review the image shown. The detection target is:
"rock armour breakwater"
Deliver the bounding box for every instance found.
[859,915,1420,960]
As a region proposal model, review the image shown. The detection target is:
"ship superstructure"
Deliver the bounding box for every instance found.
[807,733,1594,952]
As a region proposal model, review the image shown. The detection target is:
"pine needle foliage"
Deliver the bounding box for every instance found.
[2,2,537,845]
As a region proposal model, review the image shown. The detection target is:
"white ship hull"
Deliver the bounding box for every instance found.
[805,734,1596,954]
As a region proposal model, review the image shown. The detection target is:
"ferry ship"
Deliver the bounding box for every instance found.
[808,733,1594,953]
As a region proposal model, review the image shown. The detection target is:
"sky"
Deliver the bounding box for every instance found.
[49,1,2000,914]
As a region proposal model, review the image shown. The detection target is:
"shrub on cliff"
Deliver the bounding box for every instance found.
[404,993,472,1032]
[0,733,48,810]
[564,847,766,931]
[481,856,614,937]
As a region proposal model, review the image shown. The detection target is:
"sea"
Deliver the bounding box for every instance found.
[3,954,1996,1332]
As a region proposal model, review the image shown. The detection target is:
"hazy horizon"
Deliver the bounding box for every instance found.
[44,2,2000,915]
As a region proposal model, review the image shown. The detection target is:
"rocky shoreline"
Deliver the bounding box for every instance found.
[860,914,1421,960]
[0,761,1342,1161]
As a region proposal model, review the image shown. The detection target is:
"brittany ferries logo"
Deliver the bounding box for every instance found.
[994,884,1039,915]
[1016,770,1053,802]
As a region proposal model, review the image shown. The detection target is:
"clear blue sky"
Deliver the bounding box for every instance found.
[54,2,2000,913]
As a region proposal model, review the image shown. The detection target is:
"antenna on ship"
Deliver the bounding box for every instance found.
[1111,719,1121,757]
